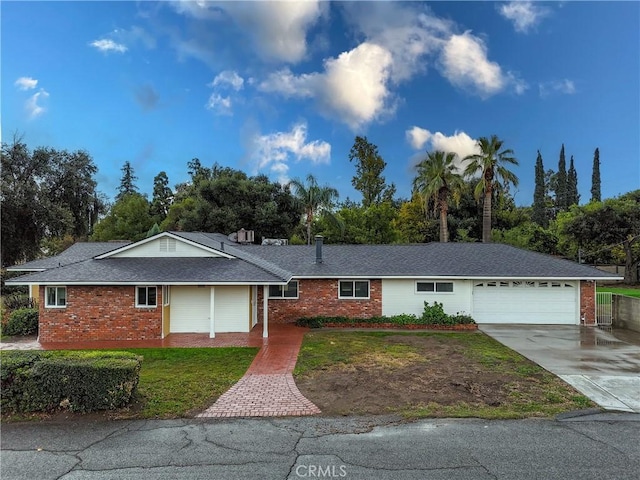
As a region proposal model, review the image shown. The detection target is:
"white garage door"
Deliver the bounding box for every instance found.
[473,280,578,324]
[170,286,210,333]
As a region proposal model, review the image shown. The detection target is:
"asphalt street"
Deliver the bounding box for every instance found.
[2,412,639,480]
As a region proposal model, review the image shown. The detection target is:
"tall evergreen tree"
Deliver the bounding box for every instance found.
[567,155,580,206]
[532,150,547,227]
[150,171,173,222]
[591,147,601,202]
[555,144,567,211]
[116,161,139,199]
[348,136,396,207]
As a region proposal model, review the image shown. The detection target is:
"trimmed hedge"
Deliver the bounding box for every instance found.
[3,308,39,336]
[1,351,142,413]
[296,302,475,329]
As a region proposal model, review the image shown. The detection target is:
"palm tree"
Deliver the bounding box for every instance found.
[288,174,340,245]
[463,135,519,243]
[413,151,464,243]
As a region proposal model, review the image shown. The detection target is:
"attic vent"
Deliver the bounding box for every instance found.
[160,238,177,252]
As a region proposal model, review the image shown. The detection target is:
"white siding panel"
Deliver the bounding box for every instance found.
[214,286,250,333]
[112,238,221,258]
[170,286,210,333]
[472,281,578,324]
[382,279,473,317]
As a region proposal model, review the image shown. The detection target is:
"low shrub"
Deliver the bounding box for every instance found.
[3,294,37,311]
[3,308,39,336]
[1,351,142,413]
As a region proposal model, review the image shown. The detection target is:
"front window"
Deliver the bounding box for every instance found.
[339,280,369,299]
[45,286,66,307]
[136,286,157,307]
[416,281,454,293]
[268,281,299,299]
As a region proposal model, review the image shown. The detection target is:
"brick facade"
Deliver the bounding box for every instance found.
[39,286,163,342]
[579,280,596,325]
[258,279,382,324]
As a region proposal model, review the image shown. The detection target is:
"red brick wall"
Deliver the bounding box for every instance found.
[580,280,596,325]
[39,286,162,342]
[258,279,382,323]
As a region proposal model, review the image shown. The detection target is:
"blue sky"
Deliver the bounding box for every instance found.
[3,1,639,206]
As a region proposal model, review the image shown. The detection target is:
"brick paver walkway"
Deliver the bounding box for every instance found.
[197,324,321,418]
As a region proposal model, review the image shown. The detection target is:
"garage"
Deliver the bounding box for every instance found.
[170,286,210,333]
[473,280,578,324]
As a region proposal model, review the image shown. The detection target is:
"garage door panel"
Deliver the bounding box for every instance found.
[170,286,210,333]
[473,281,577,324]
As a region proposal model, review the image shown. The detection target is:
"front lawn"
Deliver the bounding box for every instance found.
[294,331,594,419]
[597,285,640,298]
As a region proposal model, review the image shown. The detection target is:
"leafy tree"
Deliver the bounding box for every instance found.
[567,155,580,207]
[555,144,567,211]
[393,193,440,243]
[91,193,154,242]
[493,222,559,255]
[288,174,340,245]
[413,151,463,242]
[116,161,139,199]
[150,171,173,223]
[591,147,601,202]
[348,136,396,207]
[318,202,399,244]
[464,135,519,243]
[558,190,640,283]
[532,150,548,227]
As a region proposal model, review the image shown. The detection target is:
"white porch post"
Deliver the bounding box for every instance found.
[262,285,269,338]
[209,287,216,338]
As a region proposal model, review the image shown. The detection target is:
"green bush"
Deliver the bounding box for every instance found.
[1,351,142,413]
[3,294,37,311]
[3,308,39,336]
[420,301,450,324]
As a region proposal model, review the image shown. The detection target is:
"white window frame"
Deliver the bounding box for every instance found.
[45,286,67,308]
[268,281,299,299]
[136,286,158,308]
[162,285,170,306]
[338,280,370,299]
[415,281,454,294]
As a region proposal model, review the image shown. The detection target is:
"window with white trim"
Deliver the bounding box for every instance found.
[136,286,157,307]
[339,280,369,299]
[268,281,299,299]
[162,286,170,306]
[416,281,454,293]
[45,286,66,307]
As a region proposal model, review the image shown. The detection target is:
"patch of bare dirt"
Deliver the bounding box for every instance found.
[295,335,521,415]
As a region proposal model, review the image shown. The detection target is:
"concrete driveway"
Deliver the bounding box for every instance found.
[480,325,640,413]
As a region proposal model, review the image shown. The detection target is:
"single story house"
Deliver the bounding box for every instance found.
[6,231,622,343]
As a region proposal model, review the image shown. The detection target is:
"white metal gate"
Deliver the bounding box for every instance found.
[596,292,613,326]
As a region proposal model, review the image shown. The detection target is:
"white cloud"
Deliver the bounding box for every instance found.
[90,39,128,53]
[206,93,232,115]
[171,0,325,63]
[499,1,550,33]
[406,127,480,171]
[260,42,394,130]
[26,89,49,119]
[539,79,576,97]
[211,70,244,91]
[439,31,526,97]
[250,122,331,183]
[14,77,38,90]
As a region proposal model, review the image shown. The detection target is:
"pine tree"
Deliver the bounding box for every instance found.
[591,147,601,202]
[567,155,580,206]
[116,161,139,199]
[150,171,173,222]
[555,144,567,211]
[532,150,547,227]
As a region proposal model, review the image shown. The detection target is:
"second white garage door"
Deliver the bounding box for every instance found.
[473,280,578,324]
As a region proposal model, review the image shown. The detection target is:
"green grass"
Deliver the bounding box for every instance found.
[597,286,640,298]
[295,331,594,419]
[118,347,257,418]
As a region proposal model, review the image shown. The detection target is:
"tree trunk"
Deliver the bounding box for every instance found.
[623,239,639,284]
[482,188,492,243]
[306,208,313,245]
[439,195,449,243]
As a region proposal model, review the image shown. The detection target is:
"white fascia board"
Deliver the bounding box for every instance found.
[5,268,46,272]
[291,275,624,281]
[95,232,235,259]
[8,281,289,286]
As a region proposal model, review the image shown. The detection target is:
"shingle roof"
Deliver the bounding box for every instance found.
[233,242,618,279]
[9,257,286,284]
[6,242,131,271]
